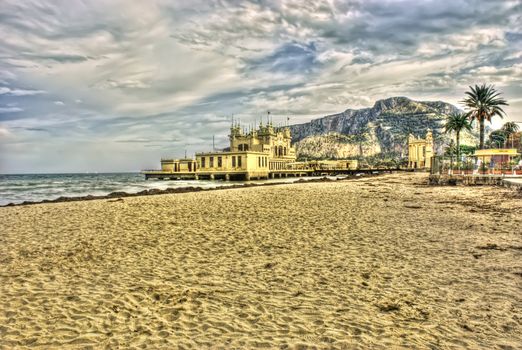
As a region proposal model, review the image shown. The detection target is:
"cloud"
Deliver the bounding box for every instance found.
[0,107,23,113]
[0,126,11,136]
[249,42,319,74]
[0,0,521,172]
[0,87,46,96]
[95,79,151,90]
[115,138,154,143]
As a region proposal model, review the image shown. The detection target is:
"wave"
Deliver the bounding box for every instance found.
[0,173,370,206]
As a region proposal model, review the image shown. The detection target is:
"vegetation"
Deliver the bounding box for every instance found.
[483,122,520,149]
[459,144,476,155]
[488,129,508,148]
[501,121,520,148]
[444,112,472,161]
[444,140,457,157]
[462,84,508,149]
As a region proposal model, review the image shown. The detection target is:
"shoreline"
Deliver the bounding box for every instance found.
[1,172,388,207]
[1,172,520,348]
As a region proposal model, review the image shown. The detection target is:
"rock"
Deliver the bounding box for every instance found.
[107,191,128,198]
[290,96,481,160]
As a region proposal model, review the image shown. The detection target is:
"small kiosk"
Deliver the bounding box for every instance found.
[473,149,521,175]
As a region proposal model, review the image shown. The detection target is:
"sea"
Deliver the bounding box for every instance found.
[0,172,325,206]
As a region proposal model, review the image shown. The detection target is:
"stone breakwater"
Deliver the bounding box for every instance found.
[1,173,384,207]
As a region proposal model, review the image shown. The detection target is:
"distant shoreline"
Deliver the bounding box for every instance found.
[0,172,387,207]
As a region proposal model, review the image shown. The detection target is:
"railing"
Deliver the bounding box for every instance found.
[431,156,522,176]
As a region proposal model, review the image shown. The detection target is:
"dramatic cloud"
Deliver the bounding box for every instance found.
[0,0,521,172]
[0,87,45,96]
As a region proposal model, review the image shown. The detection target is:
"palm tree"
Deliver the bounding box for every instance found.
[462,84,508,149]
[444,112,472,162]
[501,121,520,148]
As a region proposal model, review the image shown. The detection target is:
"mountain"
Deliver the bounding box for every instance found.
[289,96,479,160]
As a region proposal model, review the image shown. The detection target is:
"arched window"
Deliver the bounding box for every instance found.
[243,144,249,151]
[238,144,243,151]
[284,147,287,156]
[278,146,283,157]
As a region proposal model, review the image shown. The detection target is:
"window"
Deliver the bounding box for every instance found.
[258,157,261,167]
[232,156,236,167]
[201,157,206,168]
[238,156,242,167]
[218,157,222,168]
[210,156,214,168]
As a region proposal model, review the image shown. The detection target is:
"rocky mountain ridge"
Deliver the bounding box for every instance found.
[289,96,479,160]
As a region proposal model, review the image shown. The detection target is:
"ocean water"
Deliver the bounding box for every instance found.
[0,172,333,206]
[0,173,236,206]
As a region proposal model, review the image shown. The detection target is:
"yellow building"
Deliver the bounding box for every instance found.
[473,148,520,174]
[195,122,297,180]
[160,158,197,173]
[307,160,359,171]
[144,122,361,180]
[408,130,434,169]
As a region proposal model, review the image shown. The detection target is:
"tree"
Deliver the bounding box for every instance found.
[352,127,369,157]
[462,84,508,149]
[445,139,457,156]
[459,144,476,155]
[489,129,508,148]
[444,112,472,162]
[501,121,520,148]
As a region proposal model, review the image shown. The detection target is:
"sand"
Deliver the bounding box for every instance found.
[0,172,521,349]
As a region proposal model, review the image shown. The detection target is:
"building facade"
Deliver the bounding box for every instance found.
[408,130,434,169]
[145,122,360,180]
[195,123,297,180]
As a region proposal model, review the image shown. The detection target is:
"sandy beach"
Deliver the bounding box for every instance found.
[1,172,521,349]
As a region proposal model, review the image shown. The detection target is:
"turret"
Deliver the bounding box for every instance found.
[283,127,291,139]
[426,129,433,142]
[229,124,242,138]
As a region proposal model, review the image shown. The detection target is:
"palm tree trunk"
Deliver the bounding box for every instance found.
[456,131,460,169]
[479,117,485,149]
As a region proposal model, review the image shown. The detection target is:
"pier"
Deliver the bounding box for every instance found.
[142,167,394,181]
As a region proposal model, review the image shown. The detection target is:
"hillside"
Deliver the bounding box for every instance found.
[289,97,479,160]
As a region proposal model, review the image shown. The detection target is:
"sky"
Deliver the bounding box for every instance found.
[0,0,521,173]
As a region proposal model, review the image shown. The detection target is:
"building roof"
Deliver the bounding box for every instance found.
[474,148,520,157]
